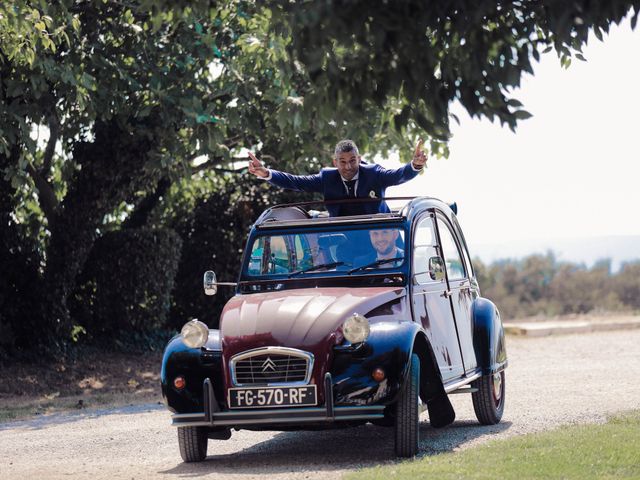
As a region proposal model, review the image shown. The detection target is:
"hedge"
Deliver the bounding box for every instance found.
[70,228,182,337]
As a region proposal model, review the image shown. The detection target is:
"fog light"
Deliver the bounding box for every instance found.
[372,368,385,382]
[173,376,186,390]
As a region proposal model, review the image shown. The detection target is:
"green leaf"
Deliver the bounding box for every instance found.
[513,110,533,120]
[594,27,603,41]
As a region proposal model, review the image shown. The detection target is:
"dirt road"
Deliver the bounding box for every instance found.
[2,329,639,479]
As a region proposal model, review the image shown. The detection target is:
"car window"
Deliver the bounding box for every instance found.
[244,227,405,277]
[413,215,440,285]
[436,217,466,280]
[270,236,291,273]
[453,217,475,279]
[248,235,292,274]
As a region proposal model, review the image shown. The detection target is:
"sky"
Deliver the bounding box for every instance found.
[381,17,640,256]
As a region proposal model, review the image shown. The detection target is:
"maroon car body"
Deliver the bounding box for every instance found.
[161,197,507,462]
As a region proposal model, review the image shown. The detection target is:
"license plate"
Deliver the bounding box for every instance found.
[228,385,317,409]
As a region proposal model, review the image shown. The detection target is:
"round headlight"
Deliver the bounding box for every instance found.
[342,313,370,344]
[181,319,209,348]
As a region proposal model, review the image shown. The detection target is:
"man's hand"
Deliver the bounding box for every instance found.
[247,151,269,178]
[411,139,427,170]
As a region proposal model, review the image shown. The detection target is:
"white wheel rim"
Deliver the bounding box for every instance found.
[492,372,503,403]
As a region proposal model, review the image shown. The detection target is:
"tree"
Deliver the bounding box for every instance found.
[4,1,637,354]
[264,0,639,160]
[0,1,409,354]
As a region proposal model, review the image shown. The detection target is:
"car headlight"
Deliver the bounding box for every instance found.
[342,313,370,344]
[181,319,209,348]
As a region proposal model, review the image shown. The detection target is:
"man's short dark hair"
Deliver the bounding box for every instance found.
[334,139,359,158]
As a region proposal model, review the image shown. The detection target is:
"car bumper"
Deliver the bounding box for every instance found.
[171,373,386,428]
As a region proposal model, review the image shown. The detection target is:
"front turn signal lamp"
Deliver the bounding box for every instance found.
[372,368,386,382]
[342,313,370,344]
[173,376,186,390]
[181,319,209,348]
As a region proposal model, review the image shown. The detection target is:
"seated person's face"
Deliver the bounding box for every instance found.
[369,229,398,256]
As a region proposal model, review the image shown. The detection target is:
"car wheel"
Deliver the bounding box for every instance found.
[472,370,505,425]
[178,426,208,462]
[395,353,420,457]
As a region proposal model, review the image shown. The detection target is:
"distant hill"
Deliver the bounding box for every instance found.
[471,235,640,271]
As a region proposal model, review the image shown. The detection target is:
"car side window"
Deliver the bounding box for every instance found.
[248,236,292,274]
[453,218,475,279]
[413,215,440,285]
[436,217,466,280]
[269,236,292,273]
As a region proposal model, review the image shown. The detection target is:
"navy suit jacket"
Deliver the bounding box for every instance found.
[268,162,419,216]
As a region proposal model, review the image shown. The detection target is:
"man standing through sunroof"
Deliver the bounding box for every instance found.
[248,139,427,216]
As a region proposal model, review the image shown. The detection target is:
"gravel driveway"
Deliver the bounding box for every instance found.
[2,329,639,479]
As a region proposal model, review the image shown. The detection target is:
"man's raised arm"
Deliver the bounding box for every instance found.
[377,139,428,188]
[248,151,270,179]
[411,139,427,170]
[247,151,322,193]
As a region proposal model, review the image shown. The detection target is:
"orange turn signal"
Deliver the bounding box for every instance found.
[372,368,385,382]
[173,376,186,390]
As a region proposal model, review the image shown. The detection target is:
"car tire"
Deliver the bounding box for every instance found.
[472,370,505,425]
[395,353,420,457]
[178,426,208,462]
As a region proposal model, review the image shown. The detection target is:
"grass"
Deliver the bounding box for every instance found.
[347,411,640,480]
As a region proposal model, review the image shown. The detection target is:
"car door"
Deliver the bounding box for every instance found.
[435,214,478,373]
[411,213,465,381]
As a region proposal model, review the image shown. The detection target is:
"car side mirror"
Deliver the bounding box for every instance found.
[428,256,445,281]
[203,270,217,296]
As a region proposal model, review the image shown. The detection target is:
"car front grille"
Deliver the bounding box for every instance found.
[230,348,313,386]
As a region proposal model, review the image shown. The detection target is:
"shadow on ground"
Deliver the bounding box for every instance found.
[0,402,164,431]
[160,419,512,476]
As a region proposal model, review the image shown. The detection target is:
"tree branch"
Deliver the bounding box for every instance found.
[122,176,171,229]
[41,114,60,175]
[191,155,249,174]
[27,162,58,229]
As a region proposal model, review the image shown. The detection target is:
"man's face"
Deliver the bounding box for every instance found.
[369,229,399,256]
[333,151,360,180]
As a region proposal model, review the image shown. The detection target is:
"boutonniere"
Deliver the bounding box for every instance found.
[369,190,377,198]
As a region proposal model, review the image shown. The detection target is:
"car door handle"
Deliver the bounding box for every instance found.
[440,290,452,298]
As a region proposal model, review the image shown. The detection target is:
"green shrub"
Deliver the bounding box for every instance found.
[475,256,638,320]
[0,221,41,356]
[70,228,182,337]
[170,176,311,329]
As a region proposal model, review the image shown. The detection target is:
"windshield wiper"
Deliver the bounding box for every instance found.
[348,257,405,274]
[288,261,346,277]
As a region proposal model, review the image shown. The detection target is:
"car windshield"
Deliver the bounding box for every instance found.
[245,226,406,278]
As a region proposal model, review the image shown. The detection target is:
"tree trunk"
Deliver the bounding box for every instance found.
[40,120,157,351]
[122,176,171,230]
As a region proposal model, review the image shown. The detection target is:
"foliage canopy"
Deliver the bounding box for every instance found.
[1,0,638,356]
[266,0,639,157]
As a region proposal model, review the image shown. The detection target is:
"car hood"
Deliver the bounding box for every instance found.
[220,286,406,356]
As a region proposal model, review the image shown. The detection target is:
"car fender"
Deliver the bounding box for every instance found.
[161,329,224,413]
[472,297,508,375]
[331,321,443,406]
